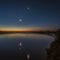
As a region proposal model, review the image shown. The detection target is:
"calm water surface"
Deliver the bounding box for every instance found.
[0,33,54,60]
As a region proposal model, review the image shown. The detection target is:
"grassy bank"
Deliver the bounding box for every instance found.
[47,29,60,60]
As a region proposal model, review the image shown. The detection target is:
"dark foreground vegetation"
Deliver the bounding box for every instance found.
[47,29,60,60]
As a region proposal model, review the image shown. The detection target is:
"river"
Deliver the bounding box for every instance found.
[0,33,54,60]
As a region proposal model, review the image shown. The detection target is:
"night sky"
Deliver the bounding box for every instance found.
[0,0,60,30]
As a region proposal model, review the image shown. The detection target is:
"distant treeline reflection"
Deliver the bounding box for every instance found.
[0,30,56,35]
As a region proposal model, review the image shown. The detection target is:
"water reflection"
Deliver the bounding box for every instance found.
[0,33,54,60]
[0,33,54,39]
[18,42,23,50]
[27,54,30,59]
[19,42,22,46]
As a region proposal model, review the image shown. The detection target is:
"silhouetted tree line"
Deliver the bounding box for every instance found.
[0,30,56,34]
[47,29,60,60]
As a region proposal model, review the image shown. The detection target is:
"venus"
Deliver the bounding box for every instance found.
[19,19,22,22]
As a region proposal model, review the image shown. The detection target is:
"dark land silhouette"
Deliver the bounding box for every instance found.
[47,29,60,60]
[0,30,56,36]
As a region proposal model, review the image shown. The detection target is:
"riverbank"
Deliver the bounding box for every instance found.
[47,29,60,60]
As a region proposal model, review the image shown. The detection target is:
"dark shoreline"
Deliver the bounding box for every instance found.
[47,29,60,60]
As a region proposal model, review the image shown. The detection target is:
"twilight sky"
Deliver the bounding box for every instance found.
[0,0,60,30]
